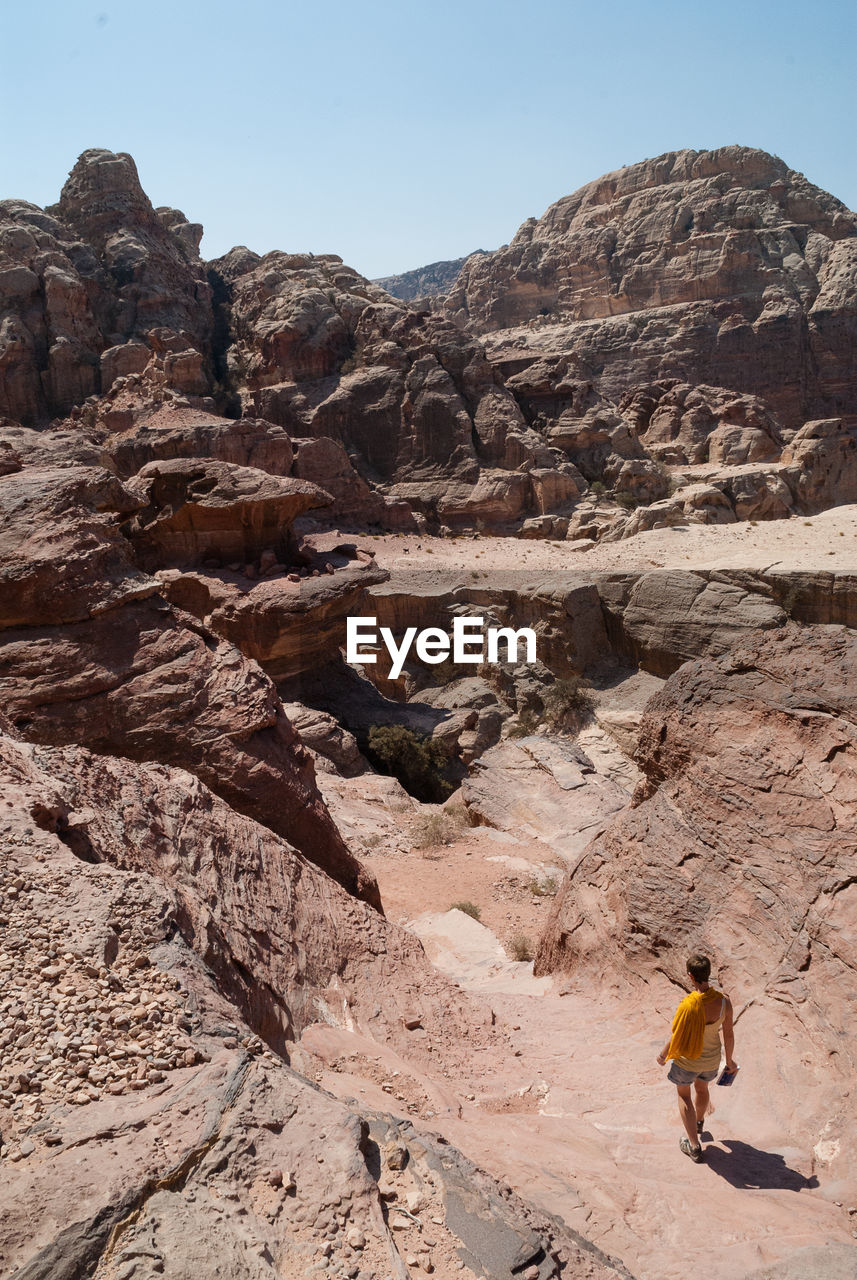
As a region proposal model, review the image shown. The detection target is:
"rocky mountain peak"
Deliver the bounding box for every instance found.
[58,148,153,233]
[444,145,857,431]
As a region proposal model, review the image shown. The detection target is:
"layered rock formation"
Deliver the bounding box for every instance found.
[430,147,857,537]
[3,145,857,1280]
[7,146,855,540]
[210,246,548,507]
[0,149,212,425]
[0,456,378,905]
[446,147,857,430]
[0,148,585,530]
[0,727,629,1280]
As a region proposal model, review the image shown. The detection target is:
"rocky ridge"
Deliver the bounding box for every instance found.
[374,254,488,304]
[446,147,857,427]
[2,146,855,542]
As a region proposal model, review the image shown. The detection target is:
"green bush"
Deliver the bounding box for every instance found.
[614,490,638,510]
[366,724,453,803]
[542,676,595,731]
[450,901,481,920]
[590,480,606,497]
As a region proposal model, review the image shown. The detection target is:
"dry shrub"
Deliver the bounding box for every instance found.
[508,933,533,962]
[411,801,469,852]
[541,677,594,731]
[450,901,481,921]
[528,874,558,898]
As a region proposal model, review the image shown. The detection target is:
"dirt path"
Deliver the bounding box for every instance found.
[304,705,857,1279]
[302,885,854,1280]
[300,509,857,1277]
[341,504,857,579]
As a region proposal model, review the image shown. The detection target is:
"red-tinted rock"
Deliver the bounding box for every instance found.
[0,465,154,629]
[125,457,330,569]
[448,147,857,430]
[536,625,857,1079]
[0,595,377,906]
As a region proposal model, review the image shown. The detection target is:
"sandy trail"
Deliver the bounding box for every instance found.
[305,888,853,1280]
[344,504,857,580]
[305,723,856,1280]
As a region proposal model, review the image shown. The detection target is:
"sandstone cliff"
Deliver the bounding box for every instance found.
[0,726,629,1280]
[445,147,857,430]
[2,146,857,1280]
[535,625,857,1190]
[0,458,379,906]
[5,147,855,540]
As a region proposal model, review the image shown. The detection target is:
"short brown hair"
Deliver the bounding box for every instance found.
[686,954,711,983]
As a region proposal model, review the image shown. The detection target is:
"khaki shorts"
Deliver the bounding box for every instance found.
[668,1062,719,1086]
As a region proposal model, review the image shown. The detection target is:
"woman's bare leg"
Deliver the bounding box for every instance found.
[693,1079,710,1125]
[676,1085,699,1146]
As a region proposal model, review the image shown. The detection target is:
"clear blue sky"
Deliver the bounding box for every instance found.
[1,0,855,279]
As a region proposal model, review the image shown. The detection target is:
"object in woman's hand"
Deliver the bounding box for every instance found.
[717,1065,739,1086]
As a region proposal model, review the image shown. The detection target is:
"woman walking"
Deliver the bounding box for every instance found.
[656,953,737,1162]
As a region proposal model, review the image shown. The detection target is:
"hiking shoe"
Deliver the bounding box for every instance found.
[680,1137,703,1162]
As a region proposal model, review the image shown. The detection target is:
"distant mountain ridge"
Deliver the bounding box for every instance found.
[374,250,488,302]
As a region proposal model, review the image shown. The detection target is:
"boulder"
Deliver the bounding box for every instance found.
[780,418,857,510]
[107,406,295,477]
[707,423,779,465]
[717,467,794,520]
[463,737,629,863]
[280,701,366,775]
[436,471,532,526]
[0,465,154,629]
[125,458,331,568]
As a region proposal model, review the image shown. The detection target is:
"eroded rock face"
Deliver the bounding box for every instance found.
[1,733,446,1052]
[596,570,787,675]
[3,147,857,538]
[447,147,857,430]
[211,247,531,500]
[0,732,622,1280]
[0,597,377,905]
[0,453,378,906]
[157,552,389,681]
[0,465,154,628]
[106,406,295,477]
[0,149,212,424]
[125,457,330,569]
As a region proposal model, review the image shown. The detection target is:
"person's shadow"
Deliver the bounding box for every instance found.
[703,1139,819,1190]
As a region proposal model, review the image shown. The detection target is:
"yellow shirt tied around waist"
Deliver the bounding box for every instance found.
[666,988,723,1062]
